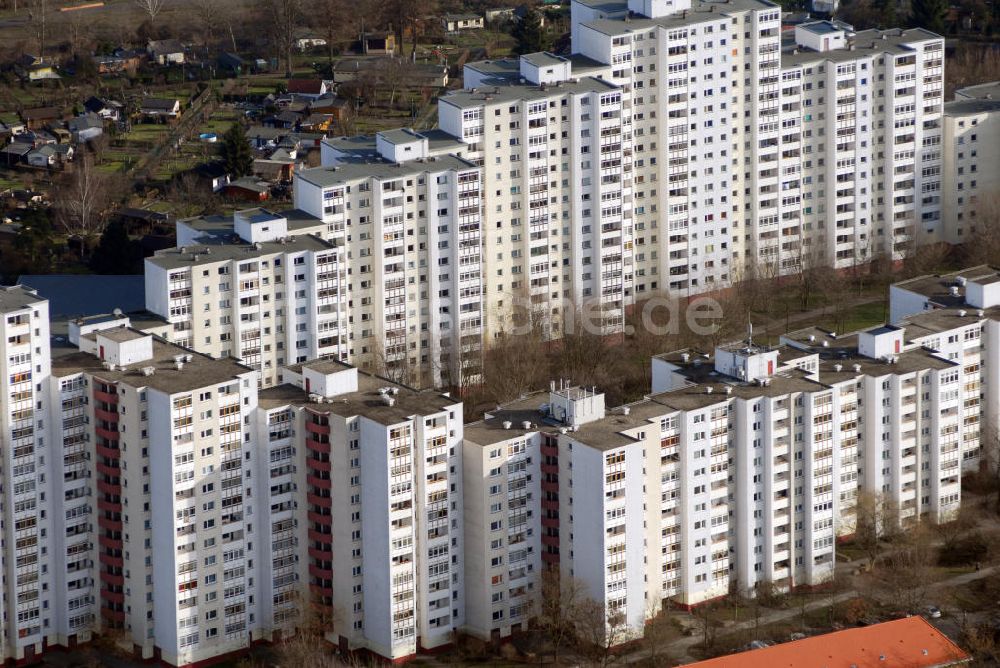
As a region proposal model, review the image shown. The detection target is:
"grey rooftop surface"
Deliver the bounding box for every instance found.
[579,0,779,37]
[944,99,1000,116]
[783,27,941,65]
[296,154,479,188]
[0,285,45,313]
[258,372,458,424]
[521,52,569,68]
[955,81,1000,101]
[96,327,149,343]
[146,235,334,271]
[51,328,254,393]
[441,76,619,109]
[903,307,1000,337]
[17,275,145,319]
[378,128,426,145]
[893,265,1000,305]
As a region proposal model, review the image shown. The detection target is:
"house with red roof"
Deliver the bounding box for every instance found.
[684,617,970,668]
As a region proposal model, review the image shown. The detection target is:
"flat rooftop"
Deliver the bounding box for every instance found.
[0,284,45,313]
[257,372,457,424]
[955,80,1000,101]
[51,329,253,393]
[441,76,619,109]
[892,265,1000,306]
[782,27,941,66]
[146,234,334,271]
[296,154,478,188]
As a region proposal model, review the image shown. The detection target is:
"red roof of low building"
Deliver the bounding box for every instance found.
[684,617,970,668]
[286,79,324,95]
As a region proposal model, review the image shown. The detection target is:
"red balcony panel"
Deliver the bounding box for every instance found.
[95,443,120,460]
[307,510,331,526]
[93,390,119,405]
[101,572,124,587]
[96,479,121,495]
[306,474,331,490]
[94,408,119,424]
[95,427,119,442]
[540,444,558,457]
[99,552,124,568]
[96,462,120,478]
[541,534,559,546]
[541,499,559,512]
[305,435,330,454]
[307,528,332,545]
[541,517,559,529]
[308,546,331,562]
[306,492,330,508]
[307,457,331,472]
[97,497,121,513]
[308,563,332,580]
[101,590,125,604]
[100,518,123,532]
[541,463,558,475]
[98,534,122,549]
[304,420,331,436]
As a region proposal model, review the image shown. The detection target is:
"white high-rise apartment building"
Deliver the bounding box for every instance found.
[461,267,1000,642]
[49,316,259,666]
[942,82,1000,242]
[0,262,999,664]
[255,360,465,660]
[146,145,483,389]
[0,287,54,663]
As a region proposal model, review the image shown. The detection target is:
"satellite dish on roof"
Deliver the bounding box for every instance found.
[112,308,124,318]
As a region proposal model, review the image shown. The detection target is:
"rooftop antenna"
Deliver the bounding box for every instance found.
[748,318,754,349]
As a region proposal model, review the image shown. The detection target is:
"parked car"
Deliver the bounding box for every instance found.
[926,605,942,619]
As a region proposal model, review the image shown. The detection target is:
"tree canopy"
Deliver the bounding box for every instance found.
[512,8,546,55]
[221,123,254,178]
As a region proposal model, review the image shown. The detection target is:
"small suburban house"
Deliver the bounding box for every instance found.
[19,107,63,129]
[147,39,185,65]
[68,115,104,143]
[359,31,396,55]
[223,176,271,202]
[443,13,484,31]
[83,97,122,121]
[140,97,182,121]
[0,142,32,167]
[484,7,516,21]
[26,145,59,168]
[294,31,327,51]
[14,54,58,81]
[194,162,230,193]
[286,79,330,99]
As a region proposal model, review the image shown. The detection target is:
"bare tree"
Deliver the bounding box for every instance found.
[26,0,49,54]
[535,569,595,663]
[578,603,633,668]
[371,57,414,109]
[53,158,115,260]
[851,489,900,572]
[134,0,166,23]
[642,600,680,665]
[961,190,1000,268]
[979,424,1000,516]
[258,0,302,77]
[866,522,938,612]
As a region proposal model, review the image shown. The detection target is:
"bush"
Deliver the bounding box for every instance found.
[939,533,989,567]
